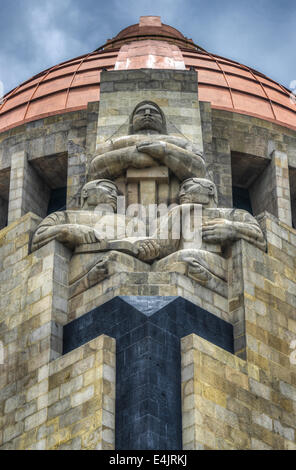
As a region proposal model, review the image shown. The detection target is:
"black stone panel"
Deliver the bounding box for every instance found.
[63,296,234,450]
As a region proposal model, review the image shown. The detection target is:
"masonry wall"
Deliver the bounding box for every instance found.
[1,211,295,449]
[1,91,296,449]
[182,333,296,450]
[182,213,296,450]
[0,214,115,449]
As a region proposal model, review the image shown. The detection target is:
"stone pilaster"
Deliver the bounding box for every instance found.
[272,151,292,226]
[250,150,292,226]
[228,240,247,359]
[8,146,50,225]
[67,103,99,210]
[210,137,233,207]
[66,134,86,210]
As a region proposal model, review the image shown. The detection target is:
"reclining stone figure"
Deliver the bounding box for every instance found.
[32,176,266,298]
[138,178,266,296]
[133,178,266,297]
[31,179,149,297]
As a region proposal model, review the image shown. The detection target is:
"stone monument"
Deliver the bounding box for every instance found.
[1,17,296,451]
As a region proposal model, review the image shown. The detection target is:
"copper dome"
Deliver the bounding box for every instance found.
[1,16,295,134]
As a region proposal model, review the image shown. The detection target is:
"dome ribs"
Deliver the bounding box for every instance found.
[0,18,295,134]
[64,52,95,110]
[23,63,63,121]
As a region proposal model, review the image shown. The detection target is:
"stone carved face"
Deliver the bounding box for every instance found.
[81,180,119,211]
[131,101,166,134]
[179,178,218,207]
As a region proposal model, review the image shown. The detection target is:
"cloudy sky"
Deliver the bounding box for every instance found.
[0,0,296,97]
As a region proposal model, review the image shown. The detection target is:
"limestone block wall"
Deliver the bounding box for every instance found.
[0,214,115,450]
[0,335,115,450]
[228,212,296,363]
[182,213,296,450]
[182,334,296,450]
[244,213,296,370]
[211,109,296,166]
[0,215,69,447]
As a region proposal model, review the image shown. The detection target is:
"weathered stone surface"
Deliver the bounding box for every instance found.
[0,62,296,451]
[182,334,296,450]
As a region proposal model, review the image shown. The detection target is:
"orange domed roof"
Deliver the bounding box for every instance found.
[1,16,295,134]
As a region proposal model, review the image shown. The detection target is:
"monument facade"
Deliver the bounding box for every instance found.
[0,16,296,450]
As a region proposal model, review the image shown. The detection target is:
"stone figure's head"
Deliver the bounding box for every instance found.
[179,178,218,208]
[81,179,119,212]
[129,101,167,135]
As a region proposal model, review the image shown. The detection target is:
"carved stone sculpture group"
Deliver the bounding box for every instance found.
[32,101,266,298]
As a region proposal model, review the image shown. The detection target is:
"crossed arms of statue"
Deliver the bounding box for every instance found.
[90,135,206,180]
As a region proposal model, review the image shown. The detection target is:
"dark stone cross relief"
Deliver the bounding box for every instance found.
[63,296,234,450]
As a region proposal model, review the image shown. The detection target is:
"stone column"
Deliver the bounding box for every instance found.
[8,145,50,225]
[66,137,86,210]
[250,150,292,226]
[272,151,292,226]
[209,137,233,208]
[228,240,247,359]
[66,103,99,210]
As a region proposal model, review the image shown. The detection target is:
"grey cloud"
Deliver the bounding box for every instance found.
[0,0,295,96]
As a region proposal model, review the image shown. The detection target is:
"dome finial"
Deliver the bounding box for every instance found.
[139,16,162,27]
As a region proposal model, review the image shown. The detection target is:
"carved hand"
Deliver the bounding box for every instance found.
[202,219,237,243]
[136,239,160,261]
[35,224,103,248]
[136,141,166,161]
[57,225,103,245]
[131,146,158,168]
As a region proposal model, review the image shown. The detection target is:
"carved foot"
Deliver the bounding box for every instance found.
[69,257,110,298]
[185,257,212,284]
[87,258,109,283]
